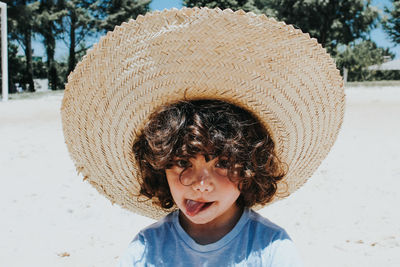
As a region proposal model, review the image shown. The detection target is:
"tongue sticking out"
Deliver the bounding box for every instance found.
[186,200,207,216]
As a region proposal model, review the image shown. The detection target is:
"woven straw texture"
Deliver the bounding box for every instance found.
[61,7,345,220]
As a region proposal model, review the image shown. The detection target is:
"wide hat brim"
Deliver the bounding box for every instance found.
[61,7,345,220]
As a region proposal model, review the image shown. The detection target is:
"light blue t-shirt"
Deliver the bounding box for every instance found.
[118,208,303,266]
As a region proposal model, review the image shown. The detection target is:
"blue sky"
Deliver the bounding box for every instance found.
[369,0,399,58]
[150,0,182,10]
[28,0,399,60]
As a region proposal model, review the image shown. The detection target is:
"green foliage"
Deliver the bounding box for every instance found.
[184,0,379,55]
[6,0,39,47]
[8,43,25,85]
[5,0,151,93]
[183,0,394,81]
[95,0,151,32]
[53,61,69,86]
[1,44,50,92]
[0,42,24,93]
[383,0,400,44]
[58,0,150,75]
[336,40,397,82]
[35,0,66,90]
[183,0,260,12]
[6,0,40,91]
[4,0,399,93]
[32,59,48,79]
[256,0,379,55]
[57,0,98,74]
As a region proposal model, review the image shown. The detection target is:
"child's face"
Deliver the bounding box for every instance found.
[166,154,241,225]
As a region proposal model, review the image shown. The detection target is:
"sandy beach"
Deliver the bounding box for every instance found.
[0,86,399,267]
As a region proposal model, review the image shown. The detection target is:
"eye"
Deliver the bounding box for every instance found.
[215,159,229,169]
[175,159,191,168]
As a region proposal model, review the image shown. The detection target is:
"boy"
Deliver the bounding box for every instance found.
[61,7,345,266]
[118,100,301,265]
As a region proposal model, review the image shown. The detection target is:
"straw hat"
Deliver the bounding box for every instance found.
[61,7,345,219]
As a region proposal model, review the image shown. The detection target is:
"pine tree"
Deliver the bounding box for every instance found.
[35,0,65,90]
[183,0,259,12]
[7,0,39,91]
[94,0,151,32]
[57,0,97,75]
[383,0,400,44]
[255,0,379,55]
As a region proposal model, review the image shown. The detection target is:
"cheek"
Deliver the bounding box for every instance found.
[218,179,241,200]
[165,170,184,201]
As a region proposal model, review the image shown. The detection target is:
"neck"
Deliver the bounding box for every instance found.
[179,206,244,245]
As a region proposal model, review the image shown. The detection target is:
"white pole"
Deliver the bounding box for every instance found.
[0,2,8,101]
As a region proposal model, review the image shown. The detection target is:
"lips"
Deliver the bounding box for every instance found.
[185,199,213,216]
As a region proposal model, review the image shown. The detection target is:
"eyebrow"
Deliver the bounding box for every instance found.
[173,154,217,162]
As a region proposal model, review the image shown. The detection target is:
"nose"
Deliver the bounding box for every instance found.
[191,169,214,192]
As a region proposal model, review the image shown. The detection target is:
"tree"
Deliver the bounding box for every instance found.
[58,0,97,75]
[253,0,379,55]
[6,0,39,91]
[35,0,65,90]
[183,1,379,56]
[0,43,24,93]
[183,0,259,12]
[336,40,395,82]
[383,0,400,44]
[94,0,151,32]
[59,0,151,76]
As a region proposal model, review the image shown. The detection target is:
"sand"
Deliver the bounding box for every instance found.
[0,86,399,267]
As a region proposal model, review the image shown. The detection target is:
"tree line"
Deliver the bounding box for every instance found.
[3,0,400,93]
[5,0,150,92]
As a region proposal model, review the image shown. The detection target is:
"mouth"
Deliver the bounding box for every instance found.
[185,199,214,217]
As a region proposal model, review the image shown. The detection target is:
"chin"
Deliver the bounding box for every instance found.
[185,213,216,225]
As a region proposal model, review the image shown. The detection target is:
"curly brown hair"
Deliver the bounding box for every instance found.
[132,100,287,210]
